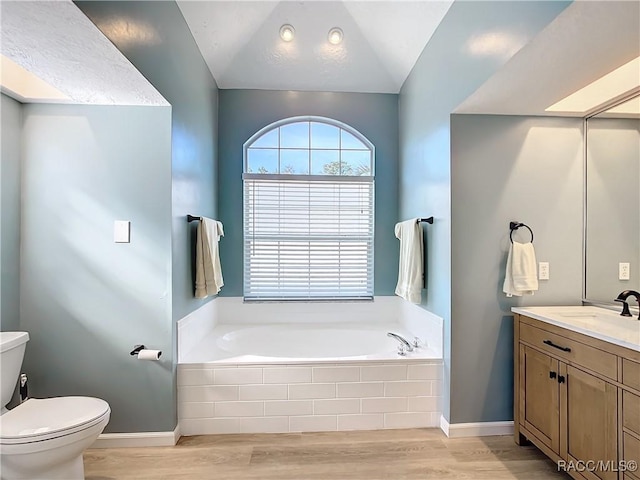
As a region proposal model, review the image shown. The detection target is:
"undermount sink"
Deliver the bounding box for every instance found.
[511,305,640,352]
[558,312,598,317]
[562,306,623,315]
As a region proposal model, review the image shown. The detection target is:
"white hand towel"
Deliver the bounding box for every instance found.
[394,218,423,304]
[503,241,538,297]
[195,218,224,298]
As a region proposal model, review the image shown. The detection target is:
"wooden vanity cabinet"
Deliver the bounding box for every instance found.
[515,314,640,480]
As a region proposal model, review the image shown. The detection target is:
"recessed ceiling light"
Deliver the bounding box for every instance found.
[328,27,343,45]
[546,56,640,113]
[279,24,295,42]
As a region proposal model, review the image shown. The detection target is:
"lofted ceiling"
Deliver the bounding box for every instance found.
[176,1,454,94]
[456,0,640,116]
[0,0,167,105]
[0,0,638,116]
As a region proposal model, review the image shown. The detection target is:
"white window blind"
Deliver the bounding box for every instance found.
[243,175,374,300]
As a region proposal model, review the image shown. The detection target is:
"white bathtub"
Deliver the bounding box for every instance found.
[177,298,443,435]
[181,323,441,364]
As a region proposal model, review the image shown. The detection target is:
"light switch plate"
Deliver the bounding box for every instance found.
[619,262,630,280]
[114,221,130,243]
[539,262,549,280]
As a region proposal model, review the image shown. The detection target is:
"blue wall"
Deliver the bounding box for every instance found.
[451,114,583,423]
[399,0,570,423]
[21,104,173,432]
[76,0,220,324]
[0,94,22,332]
[218,89,399,296]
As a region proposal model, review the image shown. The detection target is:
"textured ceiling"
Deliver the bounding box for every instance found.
[176,1,454,93]
[3,1,636,113]
[455,1,640,116]
[0,0,168,105]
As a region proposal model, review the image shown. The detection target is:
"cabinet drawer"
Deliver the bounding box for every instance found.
[624,432,640,466]
[624,391,640,435]
[623,359,640,391]
[520,322,618,380]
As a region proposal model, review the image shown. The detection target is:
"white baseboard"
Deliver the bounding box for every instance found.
[90,426,181,449]
[440,415,513,438]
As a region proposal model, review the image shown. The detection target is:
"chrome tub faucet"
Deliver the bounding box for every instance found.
[387,332,413,355]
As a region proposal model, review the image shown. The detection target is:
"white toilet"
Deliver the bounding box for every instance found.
[0,332,110,480]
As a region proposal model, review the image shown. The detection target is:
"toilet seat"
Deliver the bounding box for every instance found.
[0,396,110,445]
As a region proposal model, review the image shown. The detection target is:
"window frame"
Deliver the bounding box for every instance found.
[243,115,375,176]
[242,116,375,302]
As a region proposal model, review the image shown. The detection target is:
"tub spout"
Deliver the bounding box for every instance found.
[387,332,413,352]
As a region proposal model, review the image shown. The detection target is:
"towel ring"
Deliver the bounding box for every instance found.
[509,222,533,244]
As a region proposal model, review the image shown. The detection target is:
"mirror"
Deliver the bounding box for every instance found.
[584,94,640,305]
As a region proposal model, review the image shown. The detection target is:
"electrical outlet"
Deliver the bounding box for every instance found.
[539,262,549,280]
[619,262,630,280]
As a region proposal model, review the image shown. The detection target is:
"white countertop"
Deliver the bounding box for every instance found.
[512,306,640,353]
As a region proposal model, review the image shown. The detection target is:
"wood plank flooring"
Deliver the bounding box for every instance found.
[84,429,570,480]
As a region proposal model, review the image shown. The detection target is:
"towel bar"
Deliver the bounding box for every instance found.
[187,215,201,223]
[416,217,433,288]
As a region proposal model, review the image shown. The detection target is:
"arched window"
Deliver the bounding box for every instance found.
[243,116,375,300]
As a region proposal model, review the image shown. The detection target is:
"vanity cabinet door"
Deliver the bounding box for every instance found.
[565,365,618,480]
[623,433,640,480]
[623,391,640,480]
[520,345,560,454]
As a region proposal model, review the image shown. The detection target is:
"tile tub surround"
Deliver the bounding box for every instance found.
[177,299,218,358]
[177,297,444,435]
[178,361,443,435]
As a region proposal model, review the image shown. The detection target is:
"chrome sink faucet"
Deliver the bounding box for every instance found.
[615,290,640,318]
[387,332,413,354]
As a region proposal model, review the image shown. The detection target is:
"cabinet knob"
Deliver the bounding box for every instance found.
[549,371,557,379]
[558,375,566,384]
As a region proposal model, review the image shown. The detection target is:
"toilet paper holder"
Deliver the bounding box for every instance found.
[130,345,163,361]
[130,345,146,356]
[130,344,162,360]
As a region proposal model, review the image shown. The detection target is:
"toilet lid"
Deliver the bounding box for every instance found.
[0,397,110,443]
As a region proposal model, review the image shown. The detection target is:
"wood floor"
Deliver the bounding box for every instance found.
[84,429,569,480]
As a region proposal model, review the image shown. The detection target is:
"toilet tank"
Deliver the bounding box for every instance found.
[0,332,29,409]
